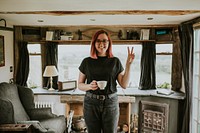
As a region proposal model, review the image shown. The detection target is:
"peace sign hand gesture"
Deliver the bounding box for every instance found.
[126,46,135,65]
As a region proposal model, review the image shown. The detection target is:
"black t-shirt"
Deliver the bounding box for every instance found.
[79,56,124,95]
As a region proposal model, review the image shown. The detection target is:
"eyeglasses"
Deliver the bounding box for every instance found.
[96,39,109,44]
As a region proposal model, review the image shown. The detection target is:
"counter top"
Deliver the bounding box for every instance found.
[32,87,185,100]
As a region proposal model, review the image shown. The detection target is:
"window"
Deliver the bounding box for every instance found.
[58,44,173,88]
[27,44,42,88]
[191,28,200,133]
[27,43,173,89]
[58,44,142,88]
[156,44,172,88]
[112,45,142,87]
[58,45,90,81]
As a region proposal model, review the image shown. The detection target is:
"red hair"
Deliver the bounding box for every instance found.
[90,30,114,59]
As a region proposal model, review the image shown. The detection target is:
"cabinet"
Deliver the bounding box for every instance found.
[60,95,135,133]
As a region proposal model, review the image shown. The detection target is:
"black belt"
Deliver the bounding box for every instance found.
[86,92,117,100]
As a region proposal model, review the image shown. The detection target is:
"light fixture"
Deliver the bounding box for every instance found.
[43,65,58,91]
[147,17,153,20]
[37,19,44,23]
[90,19,96,21]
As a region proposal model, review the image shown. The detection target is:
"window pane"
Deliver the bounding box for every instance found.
[192,121,197,133]
[194,29,200,51]
[112,45,141,87]
[193,75,199,98]
[194,53,199,74]
[193,98,198,121]
[27,44,41,54]
[198,124,200,133]
[156,55,172,85]
[58,45,90,81]
[27,55,42,88]
[27,44,42,88]
[199,101,200,124]
[156,44,172,53]
[192,29,200,133]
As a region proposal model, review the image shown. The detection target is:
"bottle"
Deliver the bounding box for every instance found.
[126,30,130,40]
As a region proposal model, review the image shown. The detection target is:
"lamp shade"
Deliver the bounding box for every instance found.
[43,65,58,77]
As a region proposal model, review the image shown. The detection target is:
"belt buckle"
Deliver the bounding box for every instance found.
[98,95,106,100]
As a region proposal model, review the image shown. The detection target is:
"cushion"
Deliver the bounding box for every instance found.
[0,82,30,122]
[0,98,14,124]
[29,108,56,120]
[18,85,35,112]
[40,116,66,133]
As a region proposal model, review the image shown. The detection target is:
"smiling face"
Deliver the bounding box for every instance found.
[95,33,109,57]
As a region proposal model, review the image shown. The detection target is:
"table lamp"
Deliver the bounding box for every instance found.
[43,65,58,90]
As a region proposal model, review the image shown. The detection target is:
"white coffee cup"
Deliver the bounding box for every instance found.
[97,81,107,90]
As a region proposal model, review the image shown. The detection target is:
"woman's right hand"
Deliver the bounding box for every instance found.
[78,71,98,91]
[89,80,98,90]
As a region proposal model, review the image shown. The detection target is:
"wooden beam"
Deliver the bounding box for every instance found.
[0,10,200,16]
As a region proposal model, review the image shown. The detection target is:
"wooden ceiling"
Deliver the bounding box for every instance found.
[0,0,200,26]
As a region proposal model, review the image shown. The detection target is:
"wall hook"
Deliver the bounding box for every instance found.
[0,18,13,31]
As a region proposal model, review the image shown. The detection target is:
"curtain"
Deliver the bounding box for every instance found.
[139,41,156,90]
[43,42,58,89]
[178,23,193,133]
[16,41,29,86]
[171,28,182,91]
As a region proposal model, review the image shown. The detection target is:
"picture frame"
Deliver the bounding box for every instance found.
[0,35,5,67]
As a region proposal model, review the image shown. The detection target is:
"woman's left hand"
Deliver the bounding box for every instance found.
[126,46,135,65]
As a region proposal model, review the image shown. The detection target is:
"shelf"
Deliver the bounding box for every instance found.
[113,40,155,44]
[40,40,90,45]
[31,40,174,45]
[156,41,174,44]
[40,39,156,45]
[38,40,174,45]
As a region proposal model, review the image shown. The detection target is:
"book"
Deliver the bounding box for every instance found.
[157,89,174,95]
[46,31,54,41]
[140,29,150,40]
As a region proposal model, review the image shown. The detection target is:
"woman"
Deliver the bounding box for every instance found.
[78,30,135,133]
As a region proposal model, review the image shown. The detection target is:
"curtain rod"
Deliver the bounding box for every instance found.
[0,19,14,31]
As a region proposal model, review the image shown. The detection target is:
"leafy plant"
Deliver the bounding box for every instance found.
[157,82,171,89]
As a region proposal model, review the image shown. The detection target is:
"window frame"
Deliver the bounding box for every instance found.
[191,27,200,133]
[27,43,43,88]
[155,43,173,88]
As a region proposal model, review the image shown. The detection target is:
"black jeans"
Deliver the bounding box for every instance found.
[83,94,119,133]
